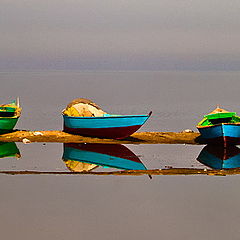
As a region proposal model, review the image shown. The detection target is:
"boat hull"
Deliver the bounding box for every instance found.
[197,124,240,146]
[0,117,19,133]
[63,114,151,139]
[64,124,143,139]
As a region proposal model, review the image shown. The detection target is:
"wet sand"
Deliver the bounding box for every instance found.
[0,130,201,144]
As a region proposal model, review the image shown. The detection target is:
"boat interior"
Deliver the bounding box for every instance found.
[198,112,240,126]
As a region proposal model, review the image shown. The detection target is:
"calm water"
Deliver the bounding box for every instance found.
[1,71,240,240]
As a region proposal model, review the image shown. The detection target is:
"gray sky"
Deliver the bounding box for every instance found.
[1,0,240,70]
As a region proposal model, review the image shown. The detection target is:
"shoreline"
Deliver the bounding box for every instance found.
[0,168,236,176]
[0,130,201,144]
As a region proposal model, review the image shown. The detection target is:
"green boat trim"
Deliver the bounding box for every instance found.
[0,106,16,112]
[204,112,236,120]
[197,108,240,127]
[0,100,21,117]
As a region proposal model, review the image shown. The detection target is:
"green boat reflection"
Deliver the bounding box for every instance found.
[0,142,20,159]
[62,143,147,172]
[197,145,240,169]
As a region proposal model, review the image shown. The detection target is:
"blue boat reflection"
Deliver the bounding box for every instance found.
[0,142,20,159]
[197,145,240,169]
[62,143,147,172]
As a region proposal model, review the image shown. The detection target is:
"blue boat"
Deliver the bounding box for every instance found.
[62,143,147,172]
[197,145,240,169]
[63,112,152,139]
[197,107,240,146]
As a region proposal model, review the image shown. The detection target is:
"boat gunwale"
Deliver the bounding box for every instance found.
[0,115,20,119]
[197,122,240,129]
[62,111,152,120]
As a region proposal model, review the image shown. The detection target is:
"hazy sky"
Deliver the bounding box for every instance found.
[1,0,240,70]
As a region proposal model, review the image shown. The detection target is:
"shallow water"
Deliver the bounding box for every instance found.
[1,71,240,240]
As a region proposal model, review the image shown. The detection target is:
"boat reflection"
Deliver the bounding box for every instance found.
[197,144,240,169]
[0,142,20,159]
[62,143,147,172]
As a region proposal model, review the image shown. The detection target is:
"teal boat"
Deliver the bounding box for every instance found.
[0,99,21,133]
[62,98,152,139]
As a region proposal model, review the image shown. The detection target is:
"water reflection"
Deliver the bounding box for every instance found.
[197,145,240,169]
[62,143,147,172]
[0,142,20,159]
[2,141,240,176]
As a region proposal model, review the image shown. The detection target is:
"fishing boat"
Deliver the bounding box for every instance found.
[0,99,21,133]
[197,145,240,169]
[197,107,240,146]
[62,143,147,172]
[63,112,152,139]
[62,98,152,139]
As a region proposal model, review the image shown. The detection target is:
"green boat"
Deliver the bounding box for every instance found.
[0,99,21,133]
